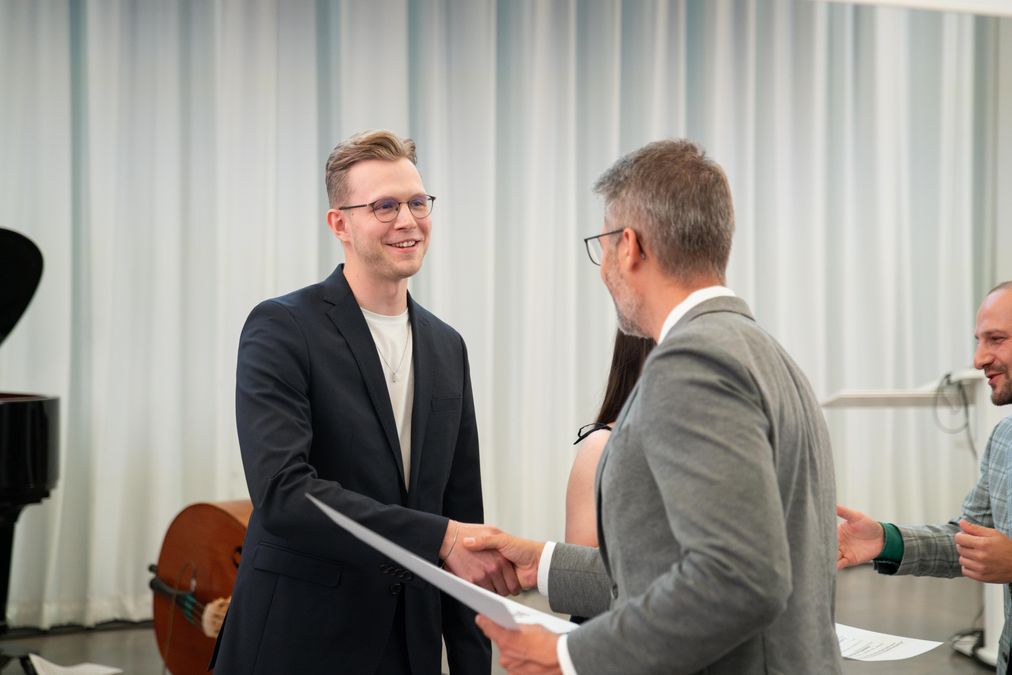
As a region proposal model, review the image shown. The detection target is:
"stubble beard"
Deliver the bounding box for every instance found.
[603,259,650,339]
[991,370,1012,406]
[350,229,425,282]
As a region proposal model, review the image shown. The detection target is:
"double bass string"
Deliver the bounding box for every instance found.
[150,500,252,673]
[159,561,202,675]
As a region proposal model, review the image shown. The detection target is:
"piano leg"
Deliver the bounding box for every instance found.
[0,505,38,674]
[0,505,24,635]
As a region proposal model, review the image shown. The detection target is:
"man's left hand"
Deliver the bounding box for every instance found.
[955,519,1012,583]
[475,615,561,675]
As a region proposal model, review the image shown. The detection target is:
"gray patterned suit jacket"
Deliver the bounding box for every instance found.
[547,296,842,674]
[877,417,1012,675]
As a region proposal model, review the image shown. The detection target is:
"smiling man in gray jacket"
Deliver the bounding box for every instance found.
[468,139,842,674]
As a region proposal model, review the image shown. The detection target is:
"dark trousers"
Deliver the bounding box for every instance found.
[375,596,411,674]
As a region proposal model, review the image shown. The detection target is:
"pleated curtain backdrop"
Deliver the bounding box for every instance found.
[0,0,1003,627]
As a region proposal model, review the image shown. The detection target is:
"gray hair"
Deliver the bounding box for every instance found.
[593,139,734,284]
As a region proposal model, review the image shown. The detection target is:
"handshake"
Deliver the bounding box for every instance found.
[439,521,545,596]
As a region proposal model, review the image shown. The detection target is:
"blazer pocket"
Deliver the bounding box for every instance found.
[430,396,462,412]
[252,543,343,587]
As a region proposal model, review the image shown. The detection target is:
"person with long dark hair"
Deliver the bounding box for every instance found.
[565,331,654,547]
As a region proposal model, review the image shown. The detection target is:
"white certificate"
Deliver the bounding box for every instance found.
[306,493,578,634]
[836,623,942,661]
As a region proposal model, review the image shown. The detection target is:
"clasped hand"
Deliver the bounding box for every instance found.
[441,521,529,596]
[954,519,1012,583]
[455,530,560,674]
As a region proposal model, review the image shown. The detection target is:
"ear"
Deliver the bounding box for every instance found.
[621,228,646,269]
[326,208,351,244]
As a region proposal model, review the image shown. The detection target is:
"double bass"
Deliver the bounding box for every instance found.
[149,500,252,675]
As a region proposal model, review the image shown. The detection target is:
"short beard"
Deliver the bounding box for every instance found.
[348,228,423,281]
[603,259,650,339]
[613,299,649,338]
[992,379,1012,407]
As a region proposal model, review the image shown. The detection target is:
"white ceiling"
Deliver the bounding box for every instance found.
[810,0,1012,17]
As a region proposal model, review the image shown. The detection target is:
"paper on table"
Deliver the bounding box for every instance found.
[306,493,578,634]
[836,623,942,661]
[27,654,123,675]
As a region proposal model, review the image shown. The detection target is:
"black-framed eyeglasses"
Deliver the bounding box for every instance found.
[338,195,436,223]
[573,422,612,445]
[583,229,624,266]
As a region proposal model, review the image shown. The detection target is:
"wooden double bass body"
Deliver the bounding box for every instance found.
[150,500,252,675]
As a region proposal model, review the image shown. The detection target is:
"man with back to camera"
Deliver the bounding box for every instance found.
[210,130,520,674]
[838,281,1012,675]
[465,139,843,674]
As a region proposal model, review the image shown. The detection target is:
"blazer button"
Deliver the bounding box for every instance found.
[389,583,403,595]
[611,584,619,599]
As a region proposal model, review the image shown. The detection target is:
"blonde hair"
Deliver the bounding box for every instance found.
[325,130,417,207]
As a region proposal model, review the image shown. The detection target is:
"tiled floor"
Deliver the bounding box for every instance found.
[0,566,994,674]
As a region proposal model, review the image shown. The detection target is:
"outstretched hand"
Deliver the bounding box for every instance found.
[955,519,1012,583]
[442,521,523,596]
[463,532,545,590]
[476,615,561,675]
[836,504,885,570]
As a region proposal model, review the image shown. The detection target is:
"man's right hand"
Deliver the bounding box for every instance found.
[462,531,544,590]
[441,521,523,596]
[836,504,885,569]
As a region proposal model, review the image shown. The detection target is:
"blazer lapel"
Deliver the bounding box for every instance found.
[322,266,405,486]
[406,296,433,500]
[593,296,753,575]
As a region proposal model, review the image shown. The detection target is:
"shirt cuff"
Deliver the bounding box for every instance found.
[872,522,904,575]
[537,541,557,596]
[557,633,578,675]
[875,522,904,563]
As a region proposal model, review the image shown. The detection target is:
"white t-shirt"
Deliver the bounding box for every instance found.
[361,307,414,490]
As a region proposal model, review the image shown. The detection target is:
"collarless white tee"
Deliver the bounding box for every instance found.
[361,307,414,490]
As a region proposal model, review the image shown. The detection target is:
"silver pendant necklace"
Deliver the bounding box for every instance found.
[377,321,411,383]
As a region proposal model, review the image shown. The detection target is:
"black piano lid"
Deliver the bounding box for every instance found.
[0,228,43,349]
[0,227,58,492]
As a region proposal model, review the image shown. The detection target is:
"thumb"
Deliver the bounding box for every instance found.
[462,533,504,552]
[836,504,865,523]
[959,519,992,536]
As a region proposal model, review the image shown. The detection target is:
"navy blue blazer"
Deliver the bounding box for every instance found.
[211,264,489,674]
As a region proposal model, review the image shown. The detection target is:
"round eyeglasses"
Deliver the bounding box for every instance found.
[338,195,436,223]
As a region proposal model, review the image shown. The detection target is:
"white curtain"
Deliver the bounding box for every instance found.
[0,0,1002,627]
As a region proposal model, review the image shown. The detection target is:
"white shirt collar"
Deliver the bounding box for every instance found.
[657,286,736,343]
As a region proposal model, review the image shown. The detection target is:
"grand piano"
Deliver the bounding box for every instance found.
[0,228,60,671]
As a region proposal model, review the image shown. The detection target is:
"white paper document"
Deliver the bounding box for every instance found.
[836,623,942,661]
[27,654,123,675]
[306,493,578,634]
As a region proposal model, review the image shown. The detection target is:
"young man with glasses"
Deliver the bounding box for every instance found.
[467,139,842,674]
[211,130,518,674]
